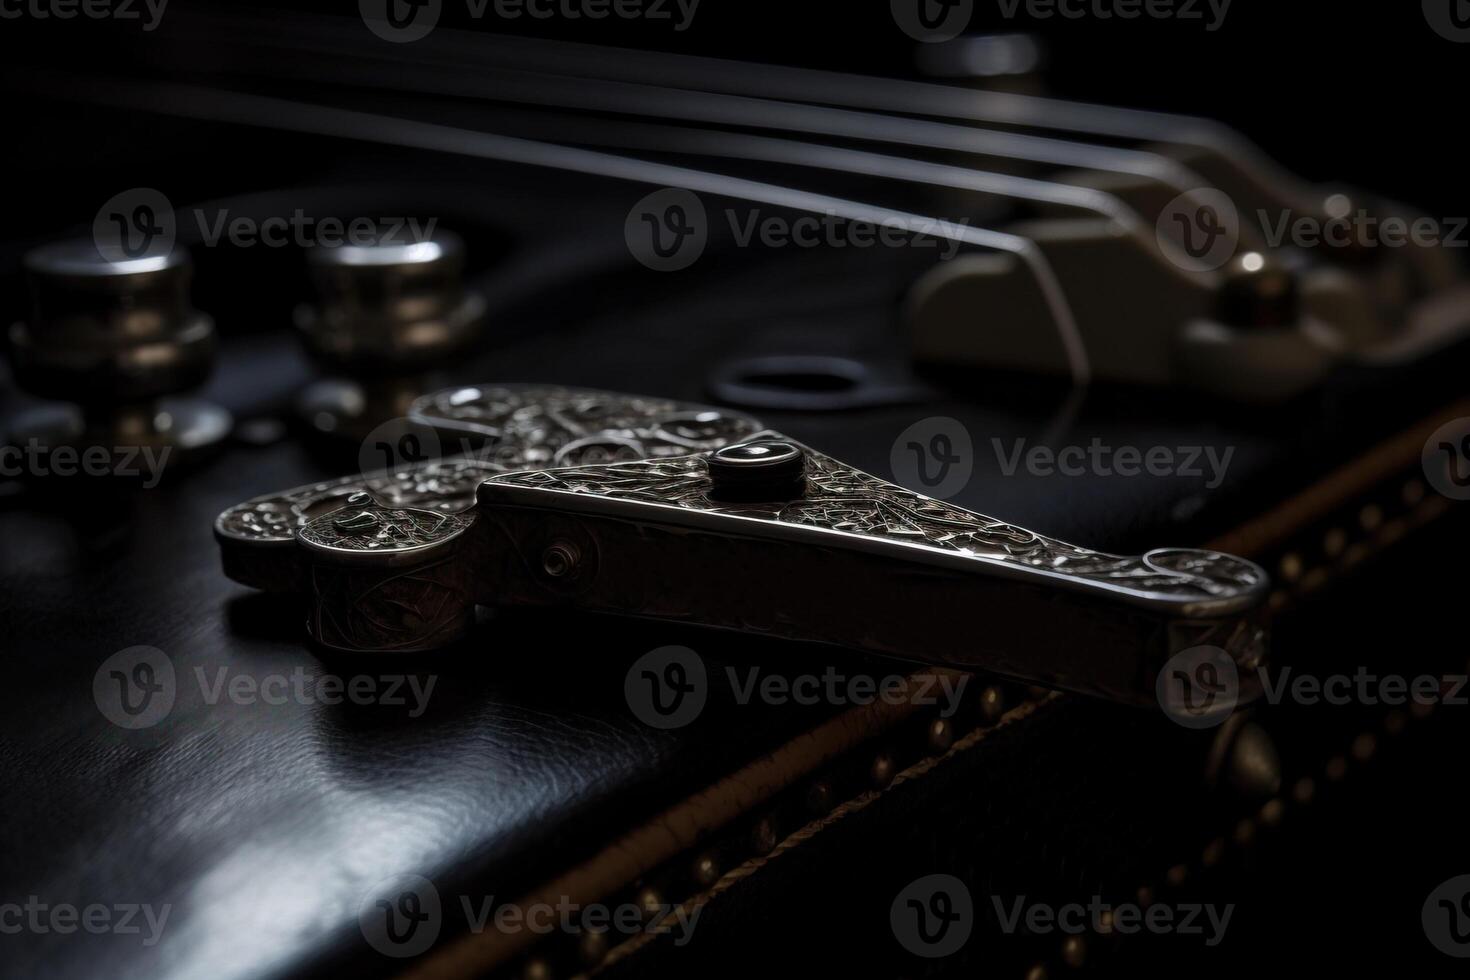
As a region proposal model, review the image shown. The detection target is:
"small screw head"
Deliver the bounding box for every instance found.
[541,541,581,579]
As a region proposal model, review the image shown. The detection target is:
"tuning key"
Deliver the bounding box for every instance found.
[5,240,232,477]
[293,229,486,444]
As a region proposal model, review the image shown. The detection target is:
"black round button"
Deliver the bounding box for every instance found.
[1217,251,1300,329]
[708,440,806,501]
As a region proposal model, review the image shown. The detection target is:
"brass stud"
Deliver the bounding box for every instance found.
[1324,755,1348,782]
[1267,590,1290,613]
[1233,819,1257,846]
[1358,504,1383,532]
[751,817,778,855]
[981,685,1005,722]
[1202,838,1225,868]
[1097,909,1115,934]
[636,887,662,922]
[1260,798,1285,827]
[807,781,833,814]
[1402,480,1426,507]
[1322,528,1347,558]
[1384,711,1407,736]
[1166,864,1188,887]
[871,753,895,788]
[1025,966,1049,980]
[1061,935,1086,968]
[1136,886,1155,908]
[523,958,553,980]
[1278,553,1303,582]
[1410,699,1436,721]
[1351,733,1377,763]
[693,853,720,889]
[927,718,954,753]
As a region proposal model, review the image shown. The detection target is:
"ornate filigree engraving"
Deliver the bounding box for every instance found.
[308,555,473,652]
[484,442,1265,604]
[298,494,475,553]
[410,384,760,465]
[215,458,497,545]
[214,385,1269,699]
[216,385,761,547]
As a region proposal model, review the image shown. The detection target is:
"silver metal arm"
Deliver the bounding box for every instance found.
[216,385,1270,714]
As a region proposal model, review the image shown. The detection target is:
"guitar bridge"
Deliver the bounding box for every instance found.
[219,385,1268,715]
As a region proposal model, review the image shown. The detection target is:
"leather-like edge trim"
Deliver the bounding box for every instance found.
[399,673,956,979]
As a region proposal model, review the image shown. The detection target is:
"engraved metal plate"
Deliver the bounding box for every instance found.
[214,384,761,590]
[470,433,1268,708]
[217,385,1269,711]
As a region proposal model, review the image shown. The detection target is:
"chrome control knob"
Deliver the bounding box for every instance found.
[294,229,485,442]
[5,241,231,471]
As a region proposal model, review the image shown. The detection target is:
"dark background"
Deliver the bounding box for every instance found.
[1,3,1466,978]
[346,0,1466,214]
